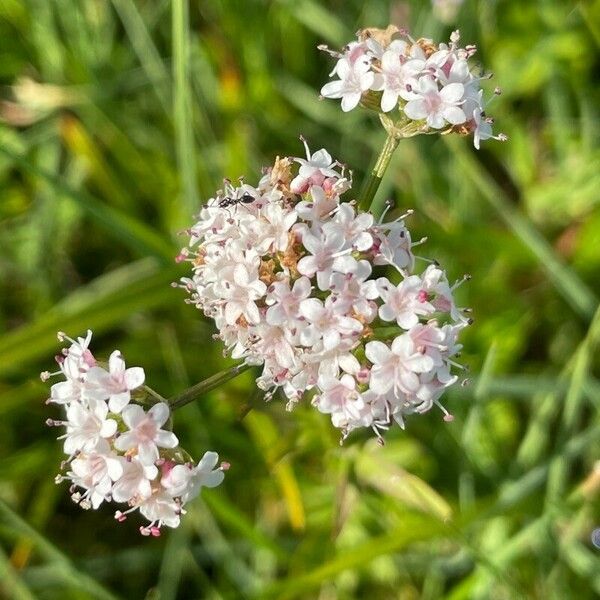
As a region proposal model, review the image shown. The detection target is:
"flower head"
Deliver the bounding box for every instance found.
[319,28,505,149]
[179,142,470,442]
[44,333,226,534]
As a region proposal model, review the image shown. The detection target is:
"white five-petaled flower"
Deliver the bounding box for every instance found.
[323,203,373,252]
[62,400,117,455]
[161,451,225,503]
[297,229,356,290]
[365,336,435,396]
[114,402,178,465]
[67,440,123,509]
[371,44,424,112]
[299,298,363,351]
[111,457,158,503]
[404,78,466,129]
[291,139,342,193]
[320,56,375,112]
[219,260,268,325]
[85,350,145,413]
[376,275,435,329]
[313,374,372,431]
[266,276,312,328]
[137,488,182,531]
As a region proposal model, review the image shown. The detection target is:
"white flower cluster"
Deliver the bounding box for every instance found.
[43,331,226,536]
[319,27,505,149]
[179,141,470,441]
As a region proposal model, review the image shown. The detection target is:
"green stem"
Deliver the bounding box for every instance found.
[358,132,400,215]
[142,385,167,405]
[168,362,251,410]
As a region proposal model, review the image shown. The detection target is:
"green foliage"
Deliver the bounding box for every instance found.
[0,0,599,597]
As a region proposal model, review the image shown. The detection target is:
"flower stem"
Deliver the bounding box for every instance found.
[357,131,399,215]
[142,385,167,405]
[168,362,251,410]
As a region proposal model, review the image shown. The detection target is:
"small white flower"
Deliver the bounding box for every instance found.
[62,400,117,455]
[320,56,375,112]
[258,203,298,253]
[251,323,297,370]
[314,374,372,431]
[404,78,466,129]
[49,377,85,406]
[372,225,414,272]
[111,457,158,503]
[85,351,145,413]
[58,330,96,379]
[114,402,178,465]
[328,260,378,320]
[371,45,424,112]
[138,488,182,531]
[299,298,363,351]
[323,203,373,251]
[68,440,123,509]
[266,276,312,328]
[376,275,435,329]
[365,335,435,396]
[295,186,340,222]
[291,139,342,193]
[297,229,355,291]
[219,259,267,326]
[161,451,225,503]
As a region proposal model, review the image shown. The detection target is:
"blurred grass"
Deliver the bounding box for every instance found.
[0,0,599,598]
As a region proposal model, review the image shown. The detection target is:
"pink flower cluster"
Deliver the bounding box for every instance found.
[320,27,506,149]
[179,141,470,441]
[43,331,226,535]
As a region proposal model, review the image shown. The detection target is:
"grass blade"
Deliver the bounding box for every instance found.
[0,499,120,600]
[172,0,198,222]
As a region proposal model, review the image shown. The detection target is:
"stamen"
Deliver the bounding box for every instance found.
[299,134,311,161]
[411,236,428,247]
[434,399,454,422]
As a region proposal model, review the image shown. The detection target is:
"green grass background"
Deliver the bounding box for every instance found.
[0,0,599,598]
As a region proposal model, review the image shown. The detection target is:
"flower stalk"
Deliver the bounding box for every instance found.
[358,130,400,215]
[168,363,251,410]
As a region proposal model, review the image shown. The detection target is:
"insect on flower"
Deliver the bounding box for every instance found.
[218,193,256,208]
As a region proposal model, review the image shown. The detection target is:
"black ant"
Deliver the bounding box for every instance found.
[218,193,255,208]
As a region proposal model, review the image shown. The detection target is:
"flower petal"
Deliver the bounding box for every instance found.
[124,367,145,390]
[197,451,219,472]
[148,402,170,427]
